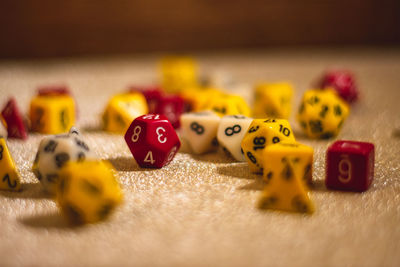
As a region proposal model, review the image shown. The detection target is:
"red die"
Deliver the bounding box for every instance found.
[155,95,184,129]
[326,140,374,192]
[124,114,181,168]
[38,84,71,96]
[1,98,28,139]
[129,85,163,113]
[319,70,359,103]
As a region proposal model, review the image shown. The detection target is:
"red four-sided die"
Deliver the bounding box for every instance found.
[124,114,181,168]
[1,98,28,139]
[326,140,375,192]
[320,70,359,103]
[155,95,184,129]
[129,85,163,113]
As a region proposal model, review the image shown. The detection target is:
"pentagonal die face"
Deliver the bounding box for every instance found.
[124,114,181,168]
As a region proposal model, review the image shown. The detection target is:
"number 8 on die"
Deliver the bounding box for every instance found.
[124,114,181,168]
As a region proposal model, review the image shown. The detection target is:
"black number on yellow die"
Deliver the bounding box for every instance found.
[0,145,3,160]
[253,137,266,150]
[2,174,17,188]
[246,151,257,164]
[248,126,259,133]
[60,109,69,130]
[279,124,291,136]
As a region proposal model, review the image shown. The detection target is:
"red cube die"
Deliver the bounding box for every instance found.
[326,140,374,192]
[1,98,28,139]
[124,114,181,168]
[38,84,71,96]
[155,95,184,129]
[319,70,359,103]
[129,85,163,113]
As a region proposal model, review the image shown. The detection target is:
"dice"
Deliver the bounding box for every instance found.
[201,93,251,117]
[180,111,221,154]
[319,70,359,104]
[160,56,198,93]
[217,115,253,161]
[180,87,224,112]
[32,128,95,194]
[297,89,350,139]
[253,82,293,119]
[326,140,374,192]
[128,85,163,113]
[1,98,28,139]
[124,114,181,168]
[0,137,22,191]
[155,95,184,129]
[102,93,148,134]
[30,94,75,134]
[241,119,295,174]
[56,160,123,224]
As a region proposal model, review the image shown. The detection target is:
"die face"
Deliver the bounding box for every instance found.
[297,89,349,139]
[32,130,95,194]
[320,71,358,103]
[30,96,75,134]
[124,114,181,168]
[217,115,253,161]
[0,137,22,191]
[326,140,374,192]
[160,57,198,93]
[57,161,122,224]
[1,98,27,139]
[180,111,221,154]
[155,96,184,129]
[202,94,251,117]
[254,82,293,119]
[241,119,296,173]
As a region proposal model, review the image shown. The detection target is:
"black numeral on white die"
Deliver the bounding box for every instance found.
[225,124,241,136]
[190,122,204,135]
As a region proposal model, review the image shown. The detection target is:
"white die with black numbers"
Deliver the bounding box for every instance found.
[32,127,96,194]
[217,115,253,161]
[180,111,221,154]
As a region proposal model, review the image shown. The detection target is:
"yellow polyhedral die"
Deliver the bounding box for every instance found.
[56,161,123,224]
[0,137,22,191]
[258,142,315,214]
[160,56,198,94]
[30,95,75,134]
[180,87,224,112]
[253,82,294,119]
[201,93,251,117]
[297,89,350,139]
[102,93,148,134]
[241,119,295,174]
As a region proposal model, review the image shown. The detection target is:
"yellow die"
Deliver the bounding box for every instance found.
[30,95,75,134]
[160,56,198,93]
[102,93,148,134]
[56,161,123,224]
[180,87,224,112]
[0,137,22,191]
[297,89,350,139]
[201,93,251,117]
[241,119,295,174]
[253,82,294,119]
[258,141,314,214]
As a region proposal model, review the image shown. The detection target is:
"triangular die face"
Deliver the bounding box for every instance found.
[0,138,21,191]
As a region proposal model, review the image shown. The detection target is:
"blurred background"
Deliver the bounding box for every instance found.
[1,0,399,58]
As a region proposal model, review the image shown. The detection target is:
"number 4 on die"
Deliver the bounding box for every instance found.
[124,114,181,168]
[326,140,375,192]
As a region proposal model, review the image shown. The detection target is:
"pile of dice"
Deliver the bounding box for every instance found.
[0,56,375,223]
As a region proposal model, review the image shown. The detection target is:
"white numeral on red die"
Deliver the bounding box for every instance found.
[167,146,178,162]
[131,126,142,142]
[142,114,160,120]
[156,127,167,143]
[338,154,352,183]
[144,151,155,164]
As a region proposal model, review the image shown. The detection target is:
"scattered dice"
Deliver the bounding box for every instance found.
[160,56,198,93]
[253,82,293,119]
[241,119,296,174]
[319,70,359,103]
[202,93,251,117]
[124,114,181,168]
[180,111,221,154]
[297,89,350,139]
[326,140,374,192]
[102,93,148,134]
[217,115,253,161]
[1,98,28,139]
[30,93,75,134]
[32,127,95,194]
[56,160,123,224]
[0,137,22,191]
[129,85,163,113]
[155,95,184,129]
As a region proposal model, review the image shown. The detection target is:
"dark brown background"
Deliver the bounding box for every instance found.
[1,0,400,58]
